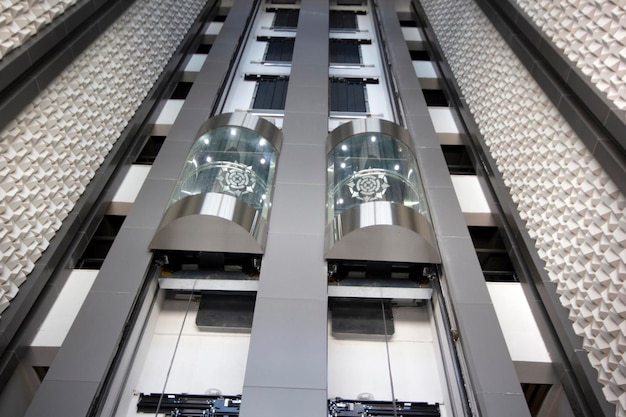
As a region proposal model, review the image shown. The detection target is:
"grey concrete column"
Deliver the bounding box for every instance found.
[374,1,531,416]
[240,1,329,416]
[23,2,256,416]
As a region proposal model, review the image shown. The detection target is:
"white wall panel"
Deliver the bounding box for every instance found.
[222,78,257,113]
[328,306,445,404]
[30,269,98,347]
[205,22,224,35]
[428,108,463,144]
[182,54,209,81]
[413,61,439,89]
[451,175,495,226]
[108,165,152,215]
[401,27,423,42]
[118,297,251,417]
[152,100,185,136]
[487,282,551,363]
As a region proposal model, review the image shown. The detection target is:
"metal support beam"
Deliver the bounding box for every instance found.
[374,2,530,416]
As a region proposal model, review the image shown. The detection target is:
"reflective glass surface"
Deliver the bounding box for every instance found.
[171,126,278,219]
[327,132,430,221]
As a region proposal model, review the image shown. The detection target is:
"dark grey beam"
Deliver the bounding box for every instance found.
[240,1,329,415]
[0,0,221,397]
[408,1,616,415]
[374,2,531,416]
[409,1,614,416]
[23,1,257,416]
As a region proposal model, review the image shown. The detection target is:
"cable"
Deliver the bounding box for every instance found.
[381,300,398,417]
[154,282,197,417]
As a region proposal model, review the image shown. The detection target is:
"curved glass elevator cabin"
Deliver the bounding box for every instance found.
[325,118,439,264]
[150,112,282,254]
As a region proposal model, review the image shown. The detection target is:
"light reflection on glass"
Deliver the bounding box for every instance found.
[327,132,430,222]
[170,126,278,220]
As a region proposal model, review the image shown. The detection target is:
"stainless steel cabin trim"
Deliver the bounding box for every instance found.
[325,200,440,263]
[150,192,267,254]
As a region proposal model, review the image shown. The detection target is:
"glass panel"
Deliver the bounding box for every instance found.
[330,39,361,64]
[266,38,294,62]
[123,289,253,416]
[253,77,289,110]
[170,126,278,219]
[327,132,430,221]
[273,9,299,29]
[330,79,366,112]
[330,10,357,30]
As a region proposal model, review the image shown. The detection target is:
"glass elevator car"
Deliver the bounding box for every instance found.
[324,119,445,415]
[97,2,455,415]
[150,112,282,286]
[325,118,439,289]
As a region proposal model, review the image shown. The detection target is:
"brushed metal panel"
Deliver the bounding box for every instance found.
[325,201,440,263]
[150,193,267,254]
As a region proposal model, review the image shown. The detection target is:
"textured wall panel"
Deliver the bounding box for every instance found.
[0,0,79,59]
[516,0,626,112]
[420,0,626,415]
[0,0,206,315]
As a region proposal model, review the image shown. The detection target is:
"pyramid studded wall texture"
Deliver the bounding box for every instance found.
[0,0,79,59]
[0,0,206,315]
[516,0,626,111]
[420,0,626,415]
